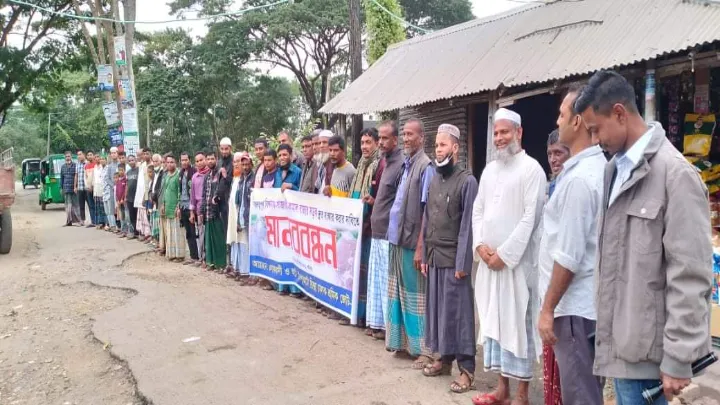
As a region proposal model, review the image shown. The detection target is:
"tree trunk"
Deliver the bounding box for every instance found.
[348,0,363,163]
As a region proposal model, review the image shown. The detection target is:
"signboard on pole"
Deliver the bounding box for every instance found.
[118,79,135,108]
[96,65,114,91]
[108,127,123,148]
[102,102,120,126]
[114,36,127,66]
[122,108,138,135]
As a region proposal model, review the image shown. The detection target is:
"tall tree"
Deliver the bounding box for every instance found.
[399,0,473,35]
[0,0,75,127]
[364,0,406,65]
[170,0,350,121]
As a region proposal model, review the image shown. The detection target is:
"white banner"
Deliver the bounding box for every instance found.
[122,108,138,134]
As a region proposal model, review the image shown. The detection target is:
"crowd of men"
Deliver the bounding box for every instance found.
[58,70,715,405]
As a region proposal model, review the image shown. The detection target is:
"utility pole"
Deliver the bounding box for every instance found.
[348,0,363,164]
[46,113,52,156]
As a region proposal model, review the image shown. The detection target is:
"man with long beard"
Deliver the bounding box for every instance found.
[200,152,225,271]
[343,127,384,327]
[385,118,435,368]
[314,130,334,195]
[216,137,234,274]
[471,108,546,405]
[366,121,403,340]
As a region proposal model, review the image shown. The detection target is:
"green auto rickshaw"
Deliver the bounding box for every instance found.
[21,158,42,189]
[39,154,76,210]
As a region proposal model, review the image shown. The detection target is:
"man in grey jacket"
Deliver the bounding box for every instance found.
[576,70,713,404]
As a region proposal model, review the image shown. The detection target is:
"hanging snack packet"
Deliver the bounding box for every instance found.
[683,113,716,157]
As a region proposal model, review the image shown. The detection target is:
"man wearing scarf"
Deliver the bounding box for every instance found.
[300,131,319,193]
[343,127,384,327]
[420,124,478,395]
[313,130,335,195]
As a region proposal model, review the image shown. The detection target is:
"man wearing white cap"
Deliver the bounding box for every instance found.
[420,124,478,394]
[471,108,546,405]
[313,129,335,195]
[216,137,234,274]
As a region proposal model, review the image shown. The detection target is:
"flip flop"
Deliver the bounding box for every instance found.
[472,393,505,405]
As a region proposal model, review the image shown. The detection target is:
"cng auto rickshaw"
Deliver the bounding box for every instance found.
[21,158,41,189]
[39,154,76,211]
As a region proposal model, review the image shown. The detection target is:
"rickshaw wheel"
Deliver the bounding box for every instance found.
[41,201,46,211]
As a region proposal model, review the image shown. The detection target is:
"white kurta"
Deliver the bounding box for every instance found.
[134,161,147,208]
[472,150,546,360]
[226,177,241,244]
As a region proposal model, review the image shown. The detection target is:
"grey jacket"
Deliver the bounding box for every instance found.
[594,122,713,380]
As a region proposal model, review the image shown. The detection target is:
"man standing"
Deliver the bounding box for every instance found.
[276,144,302,191]
[386,118,434,367]
[546,129,570,198]
[252,138,269,188]
[74,150,89,225]
[217,137,234,232]
[471,108,546,405]
[201,152,226,272]
[84,151,97,228]
[178,152,199,264]
[299,134,316,193]
[314,130,335,195]
[104,147,120,231]
[537,87,606,405]
[260,150,279,189]
[61,151,81,227]
[133,148,151,241]
[125,155,140,239]
[420,124,478,394]
[160,155,185,262]
[278,131,305,166]
[346,128,384,327]
[190,152,209,265]
[323,136,356,197]
[576,70,713,404]
[232,152,255,284]
[366,121,403,339]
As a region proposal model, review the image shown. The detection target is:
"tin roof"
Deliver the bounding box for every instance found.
[321,0,720,114]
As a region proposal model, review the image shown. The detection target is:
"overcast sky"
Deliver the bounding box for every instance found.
[136,0,521,35]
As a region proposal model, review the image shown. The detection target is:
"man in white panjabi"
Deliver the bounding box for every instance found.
[471,108,546,405]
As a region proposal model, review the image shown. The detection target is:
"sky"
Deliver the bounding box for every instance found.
[135,0,522,35]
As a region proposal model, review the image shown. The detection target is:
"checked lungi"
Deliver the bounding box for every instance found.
[386,244,430,357]
[366,238,389,330]
[162,218,186,260]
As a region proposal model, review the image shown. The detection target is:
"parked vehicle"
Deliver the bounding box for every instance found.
[0,147,15,254]
[39,154,75,211]
[21,158,42,189]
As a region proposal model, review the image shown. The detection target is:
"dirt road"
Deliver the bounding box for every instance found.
[1,183,718,405]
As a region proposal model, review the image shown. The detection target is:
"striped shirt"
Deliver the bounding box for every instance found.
[330,161,356,197]
[75,162,86,191]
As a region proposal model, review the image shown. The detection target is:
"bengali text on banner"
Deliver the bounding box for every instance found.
[249,189,364,323]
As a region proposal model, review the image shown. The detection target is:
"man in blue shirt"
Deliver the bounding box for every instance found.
[275,144,302,191]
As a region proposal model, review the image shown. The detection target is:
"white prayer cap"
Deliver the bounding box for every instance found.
[437,124,460,139]
[494,108,522,126]
[319,130,334,139]
[219,137,232,146]
[109,146,118,153]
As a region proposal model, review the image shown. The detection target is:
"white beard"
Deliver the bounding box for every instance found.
[494,137,521,163]
[314,153,329,164]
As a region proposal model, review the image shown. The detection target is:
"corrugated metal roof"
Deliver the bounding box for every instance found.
[321,0,720,114]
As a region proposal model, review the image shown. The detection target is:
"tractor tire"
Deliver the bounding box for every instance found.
[0,209,12,254]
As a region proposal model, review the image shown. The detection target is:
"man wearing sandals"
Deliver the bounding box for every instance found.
[472,108,546,405]
[420,124,478,394]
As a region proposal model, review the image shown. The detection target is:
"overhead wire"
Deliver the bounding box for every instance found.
[7,0,430,34]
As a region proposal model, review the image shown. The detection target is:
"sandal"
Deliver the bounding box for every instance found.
[338,318,350,326]
[262,283,274,291]
[422,361,451,377]
[411,355,434,370]
[364,328,374,337]
[449,369,475,393]
[472,393,505,405]
[371,330,385,340]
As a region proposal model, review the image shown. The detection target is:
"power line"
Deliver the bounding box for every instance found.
[6,0,291,24]
[367,0,430,33]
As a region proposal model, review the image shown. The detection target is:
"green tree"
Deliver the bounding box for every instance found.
[0,0,76,127]
[364,0,406,65]
[399,0,473,35]
[170,0,349,120]
[0,108,46,164]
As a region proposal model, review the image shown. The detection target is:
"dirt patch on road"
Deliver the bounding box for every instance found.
[0,279,143,405]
